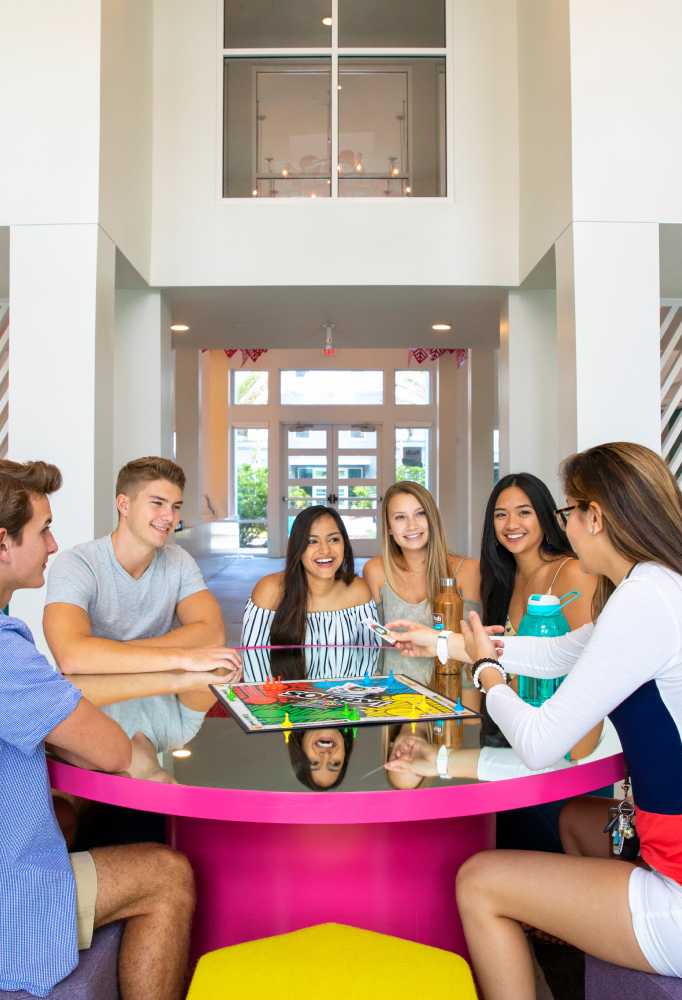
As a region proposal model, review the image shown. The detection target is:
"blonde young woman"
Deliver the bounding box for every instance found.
[363,480,480,685]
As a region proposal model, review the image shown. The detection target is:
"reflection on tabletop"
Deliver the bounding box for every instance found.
[58,645,621,792]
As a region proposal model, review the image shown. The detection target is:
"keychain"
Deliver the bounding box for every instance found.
[603,776,639,860]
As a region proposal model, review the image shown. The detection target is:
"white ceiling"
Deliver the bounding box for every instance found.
[164,284,505,350]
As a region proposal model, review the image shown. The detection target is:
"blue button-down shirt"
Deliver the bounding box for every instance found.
[0,615,82,996]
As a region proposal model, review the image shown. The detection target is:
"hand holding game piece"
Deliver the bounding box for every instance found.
[362,619,397,644]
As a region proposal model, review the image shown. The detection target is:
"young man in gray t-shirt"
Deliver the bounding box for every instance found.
[44,457,241,748]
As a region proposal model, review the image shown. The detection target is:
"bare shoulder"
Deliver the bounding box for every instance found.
[362,555,385,587]
[345,574,373,607]
[251,572,285,610]
[448,554,481,601]
[555,556,596,596]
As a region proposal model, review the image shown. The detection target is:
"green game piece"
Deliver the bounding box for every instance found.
[343,703,352,719]
[227,687,236,702]
[352,727,358,739]
[351,707,361,721]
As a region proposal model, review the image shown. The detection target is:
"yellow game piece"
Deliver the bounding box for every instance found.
[410,721,417,734]
[284,730,291,744]
[282,712,292,728]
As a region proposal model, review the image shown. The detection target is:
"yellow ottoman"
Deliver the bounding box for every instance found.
[186,923,477,999]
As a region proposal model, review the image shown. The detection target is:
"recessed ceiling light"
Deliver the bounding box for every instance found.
[172,748,192,759]
[432,323,452,332]
[170,324,190,333]
[322,16,332,26]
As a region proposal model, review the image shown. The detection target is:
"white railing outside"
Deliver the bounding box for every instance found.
[661,299,682,485]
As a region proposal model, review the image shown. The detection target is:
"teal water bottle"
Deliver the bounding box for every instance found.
[517,591,579,707]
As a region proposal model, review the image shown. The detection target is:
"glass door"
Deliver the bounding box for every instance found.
[282,424,381,558]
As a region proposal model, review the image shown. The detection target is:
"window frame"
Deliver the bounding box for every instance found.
[219,0,450,201]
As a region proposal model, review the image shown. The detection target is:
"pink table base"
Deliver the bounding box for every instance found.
[169,812,495,961]
[49,752,624,961]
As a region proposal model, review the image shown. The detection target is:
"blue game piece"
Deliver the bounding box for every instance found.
[454,699,464,713]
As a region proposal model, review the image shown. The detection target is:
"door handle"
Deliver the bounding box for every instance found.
[326,493,338,504]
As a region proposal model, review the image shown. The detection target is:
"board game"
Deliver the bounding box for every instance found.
[210,673,480,734]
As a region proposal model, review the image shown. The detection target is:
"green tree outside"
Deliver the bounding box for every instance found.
[396,464,427,487]
[237,464,268,546]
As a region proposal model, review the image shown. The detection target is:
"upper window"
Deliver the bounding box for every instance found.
[280,370,383,405]
[223,1,446,199]
[395,370,430,405]
[231,370,269,404]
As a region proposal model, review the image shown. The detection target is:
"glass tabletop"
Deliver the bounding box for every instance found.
[80,646,621,795]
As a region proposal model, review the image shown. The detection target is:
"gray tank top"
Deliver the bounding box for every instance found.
[378,581,482,686]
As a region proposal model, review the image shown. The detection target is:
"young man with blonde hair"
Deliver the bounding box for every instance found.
[0,459,194,999]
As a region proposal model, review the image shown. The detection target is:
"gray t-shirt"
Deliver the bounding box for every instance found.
[45,535,208,751]
[45,534,206,640]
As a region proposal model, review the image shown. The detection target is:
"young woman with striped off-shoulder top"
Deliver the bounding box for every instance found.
[241,505,380,682]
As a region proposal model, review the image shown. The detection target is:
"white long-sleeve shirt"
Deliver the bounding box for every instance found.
[491,561,682,771]
[490,561,682,883]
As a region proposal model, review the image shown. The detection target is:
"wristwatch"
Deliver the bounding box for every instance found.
[436,743,451,779]
[435,630,453,665]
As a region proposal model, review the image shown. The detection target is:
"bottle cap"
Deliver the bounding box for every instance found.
[440,578,455,587]
[526,593,561,615]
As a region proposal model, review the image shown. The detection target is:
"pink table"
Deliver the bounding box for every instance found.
[49,735,623,960]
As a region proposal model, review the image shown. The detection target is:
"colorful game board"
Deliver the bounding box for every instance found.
[211,673,480,734]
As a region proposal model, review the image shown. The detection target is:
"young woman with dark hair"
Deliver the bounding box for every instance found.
[287,728,354,791]
[477,472,601,763]
[386,442,682,994]
[241,505,379,680]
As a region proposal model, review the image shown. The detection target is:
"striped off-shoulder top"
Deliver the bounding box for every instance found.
[240,598,382,681]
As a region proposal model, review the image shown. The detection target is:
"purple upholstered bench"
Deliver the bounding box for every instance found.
[585,955,682,999]
[0,921,122,1000]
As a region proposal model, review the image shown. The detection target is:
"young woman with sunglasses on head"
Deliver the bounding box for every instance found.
[387,442,682,996]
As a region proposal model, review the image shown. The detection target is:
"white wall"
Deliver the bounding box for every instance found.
[517,0,572,280]
[569,0,682,223]
[99,0,154,279]
[9,224,116,647]
[114,290,174,471]
[499,289,561,497]
[0,1,101,226]
[151,0,519,287]
[556,221,661,456]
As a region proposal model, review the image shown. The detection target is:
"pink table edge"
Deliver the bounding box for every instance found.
[48,752,624,825]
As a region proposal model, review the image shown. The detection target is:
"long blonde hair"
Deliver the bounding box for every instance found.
[561,442,682,618]
[381,481,450,606]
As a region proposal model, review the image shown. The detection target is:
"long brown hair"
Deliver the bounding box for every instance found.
[271,505,355,647]
[381,481,450,606]
[561,442,682,618]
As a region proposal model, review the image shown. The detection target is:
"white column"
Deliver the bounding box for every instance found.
[469,347,497,556]
[199,351,229,519]
[114,289,173,470]
[556,222,661,457]
[498,288,561,499]
[174,345,200,526]
[438,353,471,553]
[9,223,115,646]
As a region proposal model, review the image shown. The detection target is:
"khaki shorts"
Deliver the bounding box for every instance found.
[69,851,97,950]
